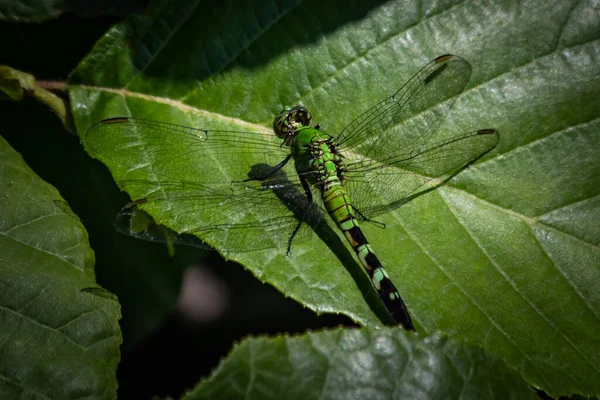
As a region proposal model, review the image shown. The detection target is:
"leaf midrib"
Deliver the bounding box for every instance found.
[74,83,600,250]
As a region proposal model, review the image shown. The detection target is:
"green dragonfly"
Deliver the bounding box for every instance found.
[85,54,499,331]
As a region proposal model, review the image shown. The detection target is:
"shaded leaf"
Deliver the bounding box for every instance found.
[0,137,121,399]
[2,100,186,355]
[0,0,64,22]
[0,0,146,22]
[0,66,35,101]
[184,328,536,400]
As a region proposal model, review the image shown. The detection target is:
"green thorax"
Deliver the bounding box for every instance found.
[273,105,345,187]
[291,127,342,182]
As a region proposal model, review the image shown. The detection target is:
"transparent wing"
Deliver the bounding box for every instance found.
[330,54,498,217]
[344,129,499,217]
[84,117,326,253]
[86,117,291,184]
[335,54,472,161]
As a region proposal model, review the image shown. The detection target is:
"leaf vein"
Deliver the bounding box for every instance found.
[444,193,600,380]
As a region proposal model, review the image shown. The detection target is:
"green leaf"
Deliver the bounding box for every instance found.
[0,0,64,22]
[184,328,536,400]
[0,66,35,100]
[0,66,75,132]
[69,0,600,396]
[2,100,185,355]
[0,0,146,22]
[0,137,121,398]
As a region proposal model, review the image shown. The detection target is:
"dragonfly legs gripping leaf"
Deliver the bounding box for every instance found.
[353,206,386,229]
[239,153,316,255]
[285,174,315,255]
[242,153,293,183]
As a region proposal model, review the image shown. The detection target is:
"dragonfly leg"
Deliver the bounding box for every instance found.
[286,175,314,255]
[353,206,386,229]
[242,153,293,182]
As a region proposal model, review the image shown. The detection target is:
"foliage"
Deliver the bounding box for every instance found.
[1,0,598,398]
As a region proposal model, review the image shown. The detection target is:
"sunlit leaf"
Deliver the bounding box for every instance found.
[69,0,600,396]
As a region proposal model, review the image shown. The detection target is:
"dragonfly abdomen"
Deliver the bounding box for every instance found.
[320,180,415,330]
[301,134,415,330]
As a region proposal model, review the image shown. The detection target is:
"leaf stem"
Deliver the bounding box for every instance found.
[0,66,75,134]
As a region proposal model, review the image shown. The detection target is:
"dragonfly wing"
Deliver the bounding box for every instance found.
[115,178,326,253]
[84,118,325,253]
[344,129,499,217]
[85,117,291,184]
[335,55,472,163]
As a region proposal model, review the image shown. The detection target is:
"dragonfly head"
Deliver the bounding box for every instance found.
[273,105,312,140]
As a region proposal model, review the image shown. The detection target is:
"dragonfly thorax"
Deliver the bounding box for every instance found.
[273,105,312,141]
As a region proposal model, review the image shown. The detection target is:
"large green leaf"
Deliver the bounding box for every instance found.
[184,328,536,399]
[69,0,600,396]
[0,137,121,399]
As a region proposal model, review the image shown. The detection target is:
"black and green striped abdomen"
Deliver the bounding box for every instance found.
[300,133,414,330]
[291,126,414,329]
[323,183,414,329]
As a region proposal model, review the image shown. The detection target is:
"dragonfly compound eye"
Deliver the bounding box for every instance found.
[273,105,312,139]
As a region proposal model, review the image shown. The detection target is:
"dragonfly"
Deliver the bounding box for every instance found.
[85,54,499,331]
